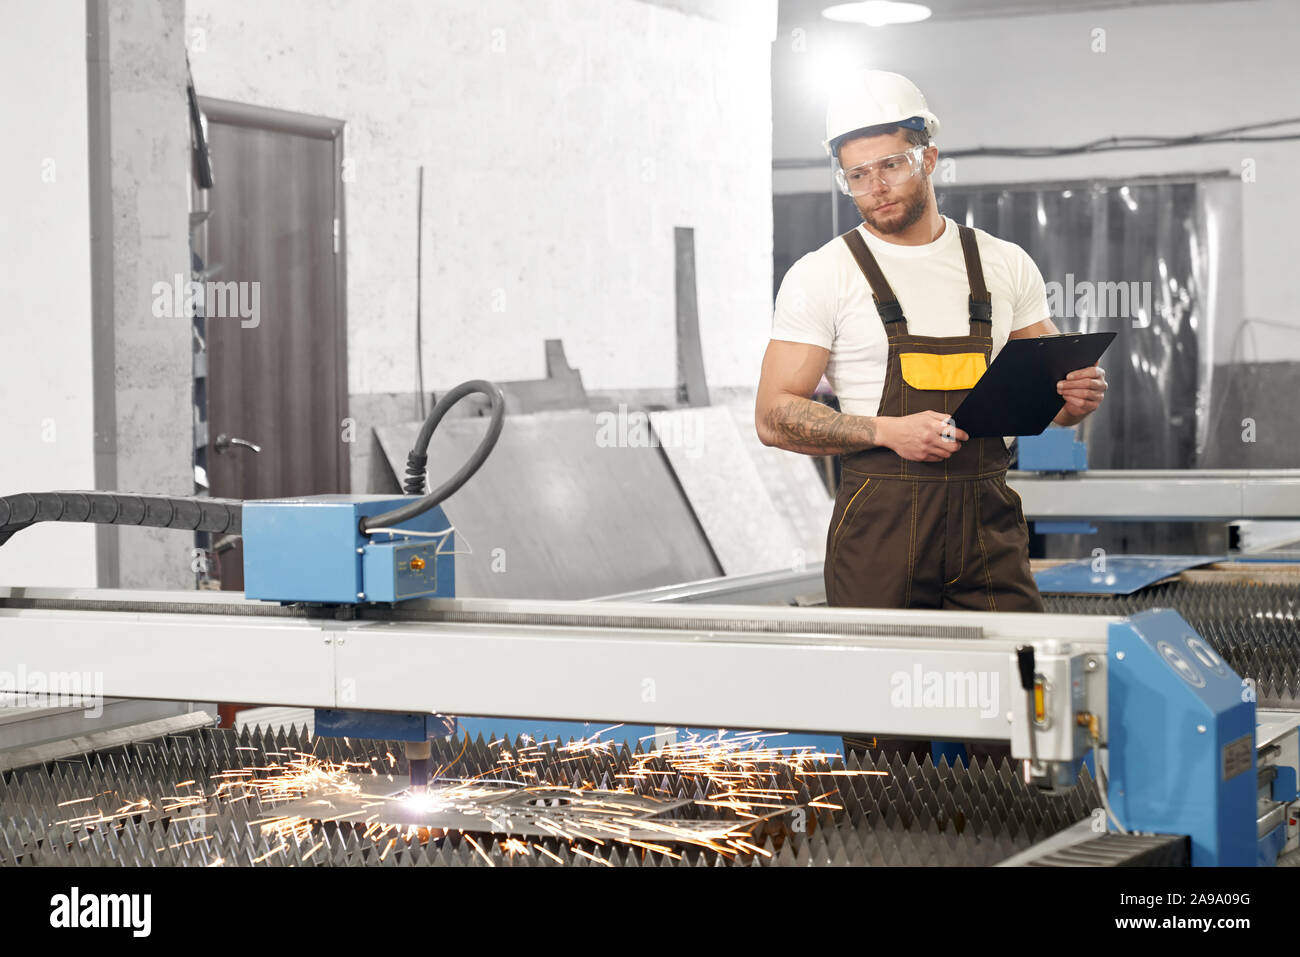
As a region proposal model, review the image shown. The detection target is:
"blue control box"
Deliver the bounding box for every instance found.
[242,495,455,604]
[360,539,446,602]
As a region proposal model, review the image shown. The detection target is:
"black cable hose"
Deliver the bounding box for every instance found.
[0,378,503,549]
[363,378,505,533]
[0,491,241,549]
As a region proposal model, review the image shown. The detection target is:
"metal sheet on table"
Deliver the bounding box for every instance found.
[269,774,743,841]
[1034,554,1224,595]
[650,407,802,575]
[375,411,720,599]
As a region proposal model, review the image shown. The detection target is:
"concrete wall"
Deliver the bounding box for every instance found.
[186,0,778,414]
[0,0,98,587]
[772,0,1299,360]
[106,0,194,588]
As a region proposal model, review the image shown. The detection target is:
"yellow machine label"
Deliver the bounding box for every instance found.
[899,352,987,391]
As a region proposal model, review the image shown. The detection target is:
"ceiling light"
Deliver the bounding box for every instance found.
[822,2,932,27]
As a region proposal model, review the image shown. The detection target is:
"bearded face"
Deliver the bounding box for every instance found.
[855,166,931,235]
[837,132,935,236]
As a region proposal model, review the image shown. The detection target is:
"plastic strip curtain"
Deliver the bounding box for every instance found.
[932,178,1235,463]
[838,176,1242,554]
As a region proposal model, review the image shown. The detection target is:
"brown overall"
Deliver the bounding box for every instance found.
[825,224,1043,760]
[825,224,1044,613]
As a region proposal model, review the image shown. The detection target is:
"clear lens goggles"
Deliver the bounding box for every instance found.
[835,146,927,197]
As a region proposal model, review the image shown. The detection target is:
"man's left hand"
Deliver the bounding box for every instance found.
[1057,365,1107,420]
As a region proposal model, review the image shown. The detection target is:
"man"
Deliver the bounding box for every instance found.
[757,69,1107,616]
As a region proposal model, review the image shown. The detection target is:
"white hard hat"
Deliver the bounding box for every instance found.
[823,69,940,157]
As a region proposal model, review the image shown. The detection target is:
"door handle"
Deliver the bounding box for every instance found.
[214,433,262,454]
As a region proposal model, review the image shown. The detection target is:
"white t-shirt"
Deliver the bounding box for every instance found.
[771,216,1049,419]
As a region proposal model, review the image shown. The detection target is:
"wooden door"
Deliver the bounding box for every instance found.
[194,98,349,592]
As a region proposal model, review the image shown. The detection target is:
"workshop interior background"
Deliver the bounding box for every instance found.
[3,0,1300,878]
[3,0,1297,593]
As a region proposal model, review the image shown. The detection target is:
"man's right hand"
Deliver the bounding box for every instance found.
[878,411,969,462]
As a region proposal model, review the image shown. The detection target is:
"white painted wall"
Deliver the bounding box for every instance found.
[187,0,778,395]
[773,0,1299,359]
[0,0,98,587]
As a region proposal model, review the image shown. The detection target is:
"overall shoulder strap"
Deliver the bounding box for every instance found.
[842,229,906,332]
[957,224,993,335]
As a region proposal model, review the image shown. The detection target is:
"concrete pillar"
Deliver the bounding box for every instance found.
[89,0,194,588]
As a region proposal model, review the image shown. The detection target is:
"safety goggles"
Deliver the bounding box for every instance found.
[835,146,927,197]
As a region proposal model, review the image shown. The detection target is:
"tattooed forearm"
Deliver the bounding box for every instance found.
[761,395,886,455]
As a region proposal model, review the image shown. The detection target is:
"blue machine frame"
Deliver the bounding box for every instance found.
[1107,609,1256,866]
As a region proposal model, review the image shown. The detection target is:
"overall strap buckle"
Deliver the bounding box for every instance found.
[958,224,994,335]
[875,297,906,325]
[842,229,907,332]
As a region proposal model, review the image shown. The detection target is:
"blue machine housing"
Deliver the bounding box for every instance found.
[316,709,456,743]
[1108,608,1256,866]
[1017,427,1088,472]
[242,494,455,604]
[1018,429,1097,535]
[241,495,459,741]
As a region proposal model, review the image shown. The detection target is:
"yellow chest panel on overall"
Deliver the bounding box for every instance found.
[897,351,988,391]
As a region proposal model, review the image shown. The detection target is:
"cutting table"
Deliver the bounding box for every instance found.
[0,583,1295,867]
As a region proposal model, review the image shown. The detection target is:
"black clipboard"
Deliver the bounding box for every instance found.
[952,332,1116,437]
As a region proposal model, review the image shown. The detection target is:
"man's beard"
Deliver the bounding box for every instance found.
[858,176,930,235]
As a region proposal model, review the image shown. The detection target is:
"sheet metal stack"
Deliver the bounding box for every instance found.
[0,723,1100,867]
[1044,578,1300,707]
